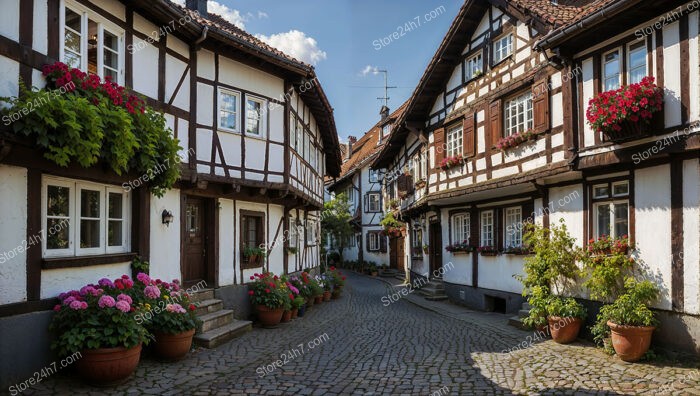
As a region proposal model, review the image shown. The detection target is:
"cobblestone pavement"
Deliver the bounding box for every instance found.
[26,273,700,395]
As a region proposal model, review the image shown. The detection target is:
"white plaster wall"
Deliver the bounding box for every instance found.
[683,158,700,314]
[132,44,159,99]
[244,138,266,170]
[197,50,215,81]
[0,165,27,304]
[219,198,235,287]
[0,0,19,42]
[33,0,48,55]
[149,189,181,282]
[581,58,595,147]
[165,56,189,110]
[0,57,20,101]
[478,255,524,294]
[267,205,285,276]
[689,11,699,122]
[91,0,125,20]
[549,185,585,246]
[362,228,388,266]
[218,57,284,100]
[177,118,189,160]
[635,165,673,310]
[41,263,131,298]
[167,35,189,59]
[442,252,473,286]
[663,21,682,128]
[218,132,241,167]
[196,83,214,127]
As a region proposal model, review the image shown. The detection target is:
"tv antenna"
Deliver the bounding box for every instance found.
[375,70,396,108]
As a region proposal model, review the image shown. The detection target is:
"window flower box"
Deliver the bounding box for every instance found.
[503,246,532,255]
[477,246,498,256]
[414,179,427,189]
[496,129,536,151]
[411,246,424,257]
[586,235,632,256]
[586,76,663,142]
[445,241,474,254]
[440,155,463,171]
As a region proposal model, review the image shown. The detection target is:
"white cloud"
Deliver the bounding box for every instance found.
[360,65,381,76]
[257,11,269,19]
[169,0,246,29]
[255,30,327,65]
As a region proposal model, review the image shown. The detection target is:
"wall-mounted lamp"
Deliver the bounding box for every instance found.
[162,210,174,226]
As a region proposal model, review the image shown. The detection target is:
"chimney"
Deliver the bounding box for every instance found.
[347,136,357,160]
[379,105,390,122]
[186,0,208,17]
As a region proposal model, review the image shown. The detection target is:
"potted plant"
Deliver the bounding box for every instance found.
[522,286,549,333]
[291,295,305,318]
[477,246,498,256]
[308,277,324,304]
[369,265,378,277]
[49,276,150,385]
[135,274,201,361]
[600,278,659,362]
[248,272,286,327]
[587,76,663,142]
[244,246,266,265]
[329,267,346,299]
[385,198,400,211]
[281,292,293,323]
[439,155,463,171]
[317,274,332,301]
[546,297,587,344]
[496,129,536,151]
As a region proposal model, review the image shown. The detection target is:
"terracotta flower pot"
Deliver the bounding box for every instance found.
[548,316,582,344]
[291,308,298,319]
[257,305,284,328]
[314,296,323,304]
[153,329,195,361]
[331,289,341,299]
[281,310,292,323]
[306,297,315,307]
[323,291,331,301]
[76,344,142,386]
[371,271,378,277]
[608,321,656,362]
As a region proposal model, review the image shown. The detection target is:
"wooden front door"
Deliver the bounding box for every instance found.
[182,197,210,287]
[389,236,405,272]
[429,222,443,276]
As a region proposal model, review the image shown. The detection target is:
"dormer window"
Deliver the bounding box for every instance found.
[379,123,391,145]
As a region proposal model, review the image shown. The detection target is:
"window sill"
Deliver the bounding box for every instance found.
[42,252,137,270]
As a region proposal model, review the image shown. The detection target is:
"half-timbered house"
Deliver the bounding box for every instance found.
[374,0,700,354]
[0,0,340,386]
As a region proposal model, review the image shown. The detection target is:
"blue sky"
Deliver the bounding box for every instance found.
[193,0,461,142]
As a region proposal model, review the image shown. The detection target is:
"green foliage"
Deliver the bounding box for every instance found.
[308,277,324,297]
[244,245,267,258]
[248,272,287,309]
[379,212,403,231]
[322,193,354,257]
[579,236,635,302]
[546,297,587,319]
[600,277,659,327]
[131,257,149,274]
[522,285,549,328]
[291,296,306,309]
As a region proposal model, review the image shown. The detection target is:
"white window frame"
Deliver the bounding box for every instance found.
[245,95,267,138]
[289,216,299,248]
[593,201,629,239]
[480,210,494,247]
[465,51,483,80]
[368,232,380,251]
[603,48,622,91]
[60,1,125,85]
[412,227,422,248]
[612,181,629,197]
[593,183,610,199]
[451,213,470,244]
[369,169,380,183]
[493,33,513,64]
[627,41,647,85]
[42,177,130,258]
[218,88,241,133]
[446,125,463,158]
[504,207,523,248]
[289,113,297,151]
[504,91,533,137]
[368,193,381,212]
[305,219,318,246]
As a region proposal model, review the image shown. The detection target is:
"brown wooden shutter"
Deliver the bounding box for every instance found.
[365,232,371,250]
[433,128,445,168]
[380,233,387,253]
[363,193,368,212]
[488,100,502,148]
[532,78,550,133]
[397,174,407,194]
[462,113,475,157]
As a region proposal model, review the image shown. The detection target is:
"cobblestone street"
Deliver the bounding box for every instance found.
[27,273,700,395]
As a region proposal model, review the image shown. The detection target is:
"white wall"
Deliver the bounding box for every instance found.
[41,263,131,299]
[149,189,181,282]
[219,198,235,287]
[683,158,700,314]
[0,165,27,304]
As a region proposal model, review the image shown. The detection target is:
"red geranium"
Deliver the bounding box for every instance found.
[587,76,663,135]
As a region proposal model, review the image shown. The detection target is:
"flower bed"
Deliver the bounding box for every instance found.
[496,129,536,151]
[586,76,663,142]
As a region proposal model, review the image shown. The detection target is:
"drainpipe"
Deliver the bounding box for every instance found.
[195,26,209,47]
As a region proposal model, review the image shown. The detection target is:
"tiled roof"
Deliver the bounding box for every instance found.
[331,102,408,186]
[510,0,620,29]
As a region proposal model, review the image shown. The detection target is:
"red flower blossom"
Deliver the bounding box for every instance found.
[189,304,196,311]
[265,288,271,293]
[248,290,255,296]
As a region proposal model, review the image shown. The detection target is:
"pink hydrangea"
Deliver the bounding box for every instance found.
[62,296,77,305]
[166,303,186,314]
[144,285,160,299]
[122,278,134,289]
[117,294,132,304]
[115,300,131,313]
[69,300,87,310]
[136,272,150,285]
[98,278,115,288]
[98,295,116,308]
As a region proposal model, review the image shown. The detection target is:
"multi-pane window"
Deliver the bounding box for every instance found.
[289,114,297,150]
[367,193,381,212]
[480,210,494,247]
[493,34,513,64]
[369,232,380,251]
[43,178,129,257]
[245,96,266,136]
[62,3,123,83]
[592,181,630,239]
[305,219,318,245]
[412,227,422,248]
[628,41,647,84]
[603,49,621,91]
[504,92,533,137]
[241,214,264,264]
[451,213,470,244]
[219,89,240,132]
[296,119,303,154]
[465,52,483,80]
[369,169,380,183]
[504,207,522,248]
[446,125,463,158]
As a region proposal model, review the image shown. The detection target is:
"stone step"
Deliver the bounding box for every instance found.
[508,316,528,330]
[424,295,449,302]
[193,320,253,349]
[198,309,234,332]
[518,309,530,318]
[189,288,215,303]
[422,282,444,290]
[194,299,223,316]
[418,286,444,295]
[394,273,406,281]
[522,302,532,310]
